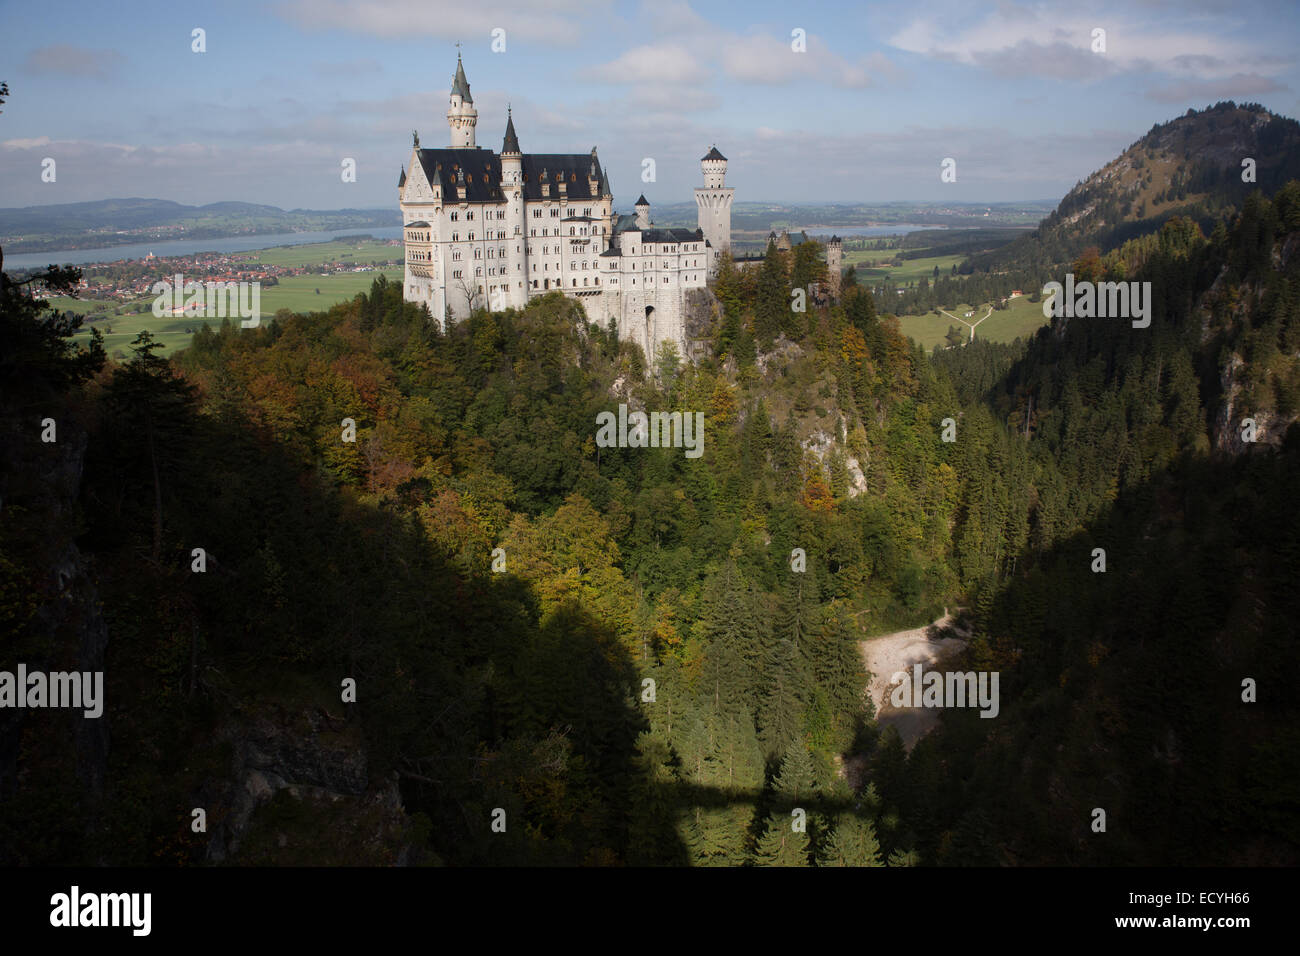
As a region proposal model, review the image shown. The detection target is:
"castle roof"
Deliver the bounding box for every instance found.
[521,154,607,200]
[452,54,472,102]
[398,167,406,187]
[502,109,520,154]
[635,194,649,206]
[702,145,726,162]
[641,227,704,244]
[414,148,505,202]
[406,220,429,227]
[411,148,608,203]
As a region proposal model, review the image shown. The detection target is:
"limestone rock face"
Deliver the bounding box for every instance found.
[205,699,412,864]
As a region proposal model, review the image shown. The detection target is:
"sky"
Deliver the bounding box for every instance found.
[1,0,1298,212]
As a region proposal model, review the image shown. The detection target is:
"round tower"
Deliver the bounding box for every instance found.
[694,145,733,277]
[446,52,477,148]
[827,235,843,298]
[500,108,527,308]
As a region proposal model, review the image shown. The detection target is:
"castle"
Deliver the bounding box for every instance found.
[398,54,734,361]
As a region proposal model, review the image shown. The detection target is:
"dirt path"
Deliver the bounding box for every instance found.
[860,610,970,751]
[939,305,994,344]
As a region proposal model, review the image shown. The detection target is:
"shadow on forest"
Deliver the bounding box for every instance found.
[894,431,1300,865]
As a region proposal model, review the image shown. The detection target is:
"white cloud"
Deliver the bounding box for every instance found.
[887,3,1284,80]
[584,44,709,85]
[276,0,604,45]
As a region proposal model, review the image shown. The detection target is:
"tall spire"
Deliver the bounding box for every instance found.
[502,105,520,154]
[446,48,477,148]
[452,49,472,102]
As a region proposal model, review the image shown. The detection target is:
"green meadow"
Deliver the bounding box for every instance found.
[238,238,401,268]
[893,294,1049,351]
[841,249,967,285]
[55,267,405,358]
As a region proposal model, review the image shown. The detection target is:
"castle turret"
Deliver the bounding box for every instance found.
[827,235,843,298]
[446,52,477,148]
[694,145,733,277]
[501,108,527,308]
[635,194,650,230]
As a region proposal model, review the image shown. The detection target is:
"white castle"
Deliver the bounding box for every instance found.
[398,54,733,361]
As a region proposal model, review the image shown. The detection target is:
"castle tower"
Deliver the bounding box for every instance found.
[446,52,477,148]
[694,145,733,277]
[634,194,650,230]
[827,235,843,298]
[501,108,527,308]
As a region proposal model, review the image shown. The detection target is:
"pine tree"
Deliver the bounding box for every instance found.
[823,813,884,866]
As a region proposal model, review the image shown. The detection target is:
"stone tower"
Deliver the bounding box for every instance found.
[827,235,843,297]
[694,145,733,277]
[446,52,477,148]
[634,194,651,230]
[500,108,526,309]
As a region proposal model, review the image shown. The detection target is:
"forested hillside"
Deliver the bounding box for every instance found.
[3,175,1297,867]
[967,102,1300,279]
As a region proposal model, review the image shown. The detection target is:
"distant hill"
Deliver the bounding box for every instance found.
[0,198,401,253]
[969,101,1300,273]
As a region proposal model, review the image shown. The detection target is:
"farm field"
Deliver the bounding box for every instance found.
[843,250,967,285]
[240,238,401,268]
[55,267,403,358]
[893,294,1048,351]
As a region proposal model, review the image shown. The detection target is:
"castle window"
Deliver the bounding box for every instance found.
[476,267,482,276]
[468,232,474,241]
[450,212,458,221]
[532,209,541,218]
[452,233,459,242]
[550,209,559,218]
[474,249,481,259]
[454,270,462,278]
[467,210,474,220]
[569,227,574,236]
[452,251,461,261]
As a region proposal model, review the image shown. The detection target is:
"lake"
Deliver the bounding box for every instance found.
[792,224,947,237]
[4,226,406,270]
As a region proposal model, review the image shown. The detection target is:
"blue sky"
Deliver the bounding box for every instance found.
[1,0,1297,211]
